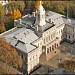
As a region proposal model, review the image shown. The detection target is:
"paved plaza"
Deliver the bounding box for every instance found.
[40,42,75,68]
[30,42,75,74]
[30,65,53,75]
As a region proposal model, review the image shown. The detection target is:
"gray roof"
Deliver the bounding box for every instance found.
[3,10,75,53]
[4,28,39,53]
[21,15,35,25]
[45,11,65,27]
[40,22,54,32]
[15,15,35,27]
[46,11,75,27]
[63,17,75,27]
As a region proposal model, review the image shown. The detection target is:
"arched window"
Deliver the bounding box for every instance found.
[47,48,49,53]
[69,35,70,39]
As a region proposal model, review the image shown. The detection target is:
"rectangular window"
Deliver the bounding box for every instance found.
[44,39,45,44]
[69,35,70,39]
[40,42,42,45]
[49,36,50,40]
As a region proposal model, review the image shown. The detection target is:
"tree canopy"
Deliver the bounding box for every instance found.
[0,3,3,23]
[0,23,6,33]
[0,38,23,69]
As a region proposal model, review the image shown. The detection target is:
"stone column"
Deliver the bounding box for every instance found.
[46,47,48,55]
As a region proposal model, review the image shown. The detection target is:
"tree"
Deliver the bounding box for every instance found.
[58,59,74,73]
[13,9,22,20]
[34,0,43,12]
[16,1,25,11]
[0,3,3,23]
[0,38,23,68]
[0,23,6,33]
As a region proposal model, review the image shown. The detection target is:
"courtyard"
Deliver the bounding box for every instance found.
[30,42,75,74]
[40,42,75,68]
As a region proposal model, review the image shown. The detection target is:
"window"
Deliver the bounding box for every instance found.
[44,39,45,44]
[61,29,63,33]
[38,14,40,19]
[30,58,31,60]
[49,36,50,40]
[65,34,67,38]
[51,35,52,39]
[59,30,60,34]
[22,55,23,59]
[33,56,34,59]
[73,35,74,39]
[40,42,42,45]
[38,43,39,47]
[47,48,49,53]
[69,35,70,39]
[50,47,51,52]
[46,37,48,42]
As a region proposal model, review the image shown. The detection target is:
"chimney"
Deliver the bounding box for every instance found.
[32,12,35,17]
[49,19,51,23]
[19,19,22,24]
[37,25,38,31]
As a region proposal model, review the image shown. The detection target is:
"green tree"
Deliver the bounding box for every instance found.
[0,3,3,23]
[5,16,14,31]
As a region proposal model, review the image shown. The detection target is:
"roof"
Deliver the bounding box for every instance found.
[15,15,35,27]
[4,28,39,53]
[63,17,75,27]
[45,11,65,27]
[40,22,55,32]
[45,10,75,27]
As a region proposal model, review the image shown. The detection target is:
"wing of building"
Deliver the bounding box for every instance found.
[0,0,9,6]
[1,1,75,75]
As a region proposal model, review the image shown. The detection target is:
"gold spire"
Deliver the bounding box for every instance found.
[40,1,42,6]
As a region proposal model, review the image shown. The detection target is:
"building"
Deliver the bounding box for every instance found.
[0,0,9,15]
[1,1,75,74]
[0,0,9,6]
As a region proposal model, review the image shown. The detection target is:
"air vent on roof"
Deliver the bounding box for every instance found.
[46,14,49,16]
[32,12,35,17]
[20,38,22,40]
[13,36,17,39]
[49,19,51,23]
[24,33,26,37]
[19,19,22,24]
[27,31,29,34]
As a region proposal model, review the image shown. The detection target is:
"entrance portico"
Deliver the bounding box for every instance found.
[42,39,60,61]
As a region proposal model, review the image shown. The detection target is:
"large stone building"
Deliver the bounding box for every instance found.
[0,0,9,6]
[1,1,75,74]
[0,0,10,14]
